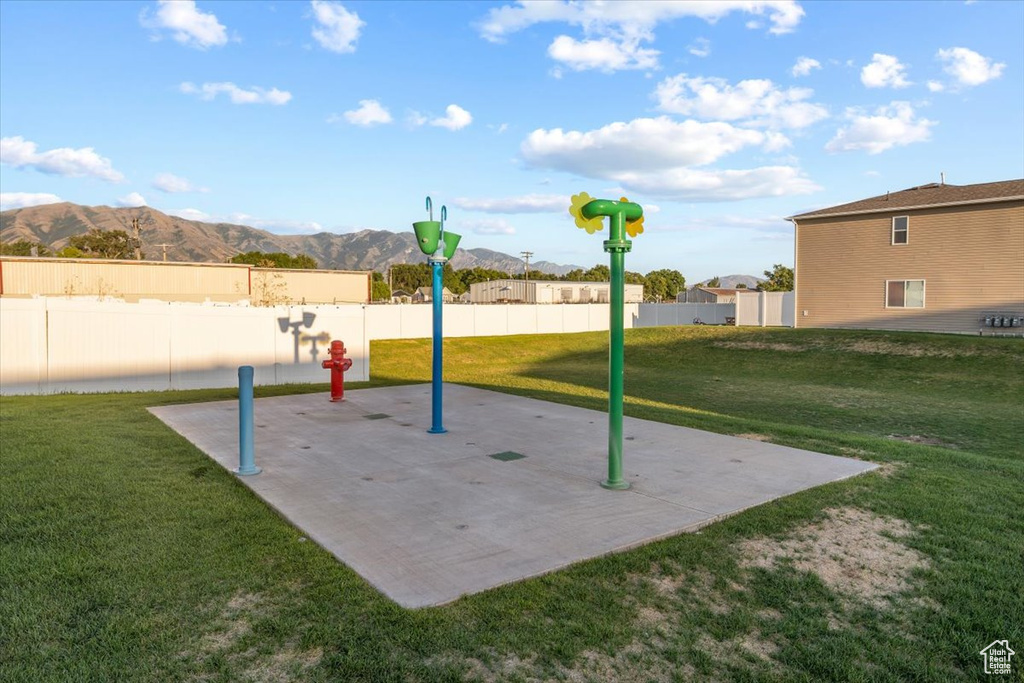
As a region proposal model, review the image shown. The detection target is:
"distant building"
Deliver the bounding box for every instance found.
[469,279,643,304]
[412,286,456,303]
[390,289,412,304]
[789,178,1023,334]
[677,287,749,304]
[0,256,371,304]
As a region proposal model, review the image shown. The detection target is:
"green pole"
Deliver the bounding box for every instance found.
[601,212,631,489]
[574,194,641,489]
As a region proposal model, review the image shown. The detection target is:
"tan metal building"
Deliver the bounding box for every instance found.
[470,279,643,304]
[0,257,371,305]
[789,179,1024,335]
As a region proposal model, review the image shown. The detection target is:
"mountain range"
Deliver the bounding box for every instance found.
[0,202,581,276]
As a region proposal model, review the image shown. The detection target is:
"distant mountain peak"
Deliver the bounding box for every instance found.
[0,201,584,275]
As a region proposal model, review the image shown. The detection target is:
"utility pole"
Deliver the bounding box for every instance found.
[520,250,533,283]
[131,217,142,260]
[155,243,173,261]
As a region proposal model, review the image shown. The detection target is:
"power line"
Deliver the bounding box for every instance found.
[520,251,533,283]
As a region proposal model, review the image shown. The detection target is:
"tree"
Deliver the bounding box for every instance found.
[644,269,686,301]
[249,259,288,306]
[736,283,748,289]
[390,263,432,292]
[706,276,721,288]
[230,251,317,269]
[582,264,610,281]
[758,264,794,292]
[0,240,52,256]
[67,229,138,259]
[371,272,391,301]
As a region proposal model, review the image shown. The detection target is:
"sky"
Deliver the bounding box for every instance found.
[1,0,1022,280]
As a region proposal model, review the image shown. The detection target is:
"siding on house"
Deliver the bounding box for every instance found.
[793,200,1024,334]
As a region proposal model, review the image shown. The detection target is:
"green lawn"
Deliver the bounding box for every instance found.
[2,326,1022,682]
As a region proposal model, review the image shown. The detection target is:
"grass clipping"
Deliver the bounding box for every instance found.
[738,506,928,608]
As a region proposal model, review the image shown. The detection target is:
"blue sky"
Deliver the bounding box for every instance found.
[1,1,1021,280]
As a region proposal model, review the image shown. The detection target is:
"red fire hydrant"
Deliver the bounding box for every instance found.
[321,340,353,402]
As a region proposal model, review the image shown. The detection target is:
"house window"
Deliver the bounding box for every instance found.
[892,216,909,245]
[886,280,925,308]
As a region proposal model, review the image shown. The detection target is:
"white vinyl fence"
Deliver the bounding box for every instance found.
[1,295,796,396]
[734,291,795,327]
[633,303,736,327]
[0,299,630,395]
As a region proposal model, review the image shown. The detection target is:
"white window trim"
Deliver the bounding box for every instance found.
[885,279,926,309]
[891,215,909,245]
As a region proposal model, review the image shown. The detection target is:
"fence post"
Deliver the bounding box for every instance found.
[235,365,262,476]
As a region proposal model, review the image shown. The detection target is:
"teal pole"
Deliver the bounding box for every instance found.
[235,365,261,476]
[602,213,630,490]
[428,257,447,434]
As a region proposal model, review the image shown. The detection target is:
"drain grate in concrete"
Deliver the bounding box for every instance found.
[488,451,526,462]
[363,413,391,420]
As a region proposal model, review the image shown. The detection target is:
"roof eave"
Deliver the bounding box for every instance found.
[787,194,1024,221]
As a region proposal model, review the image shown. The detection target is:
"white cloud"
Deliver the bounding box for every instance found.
[547,35,658,72]
[937,47,1005,86]
[613,166,820,201]
[927,80,945,92]
[861,53,911,89]
[454,194,567,213]
[225,213,324,234]
[826,101,934,155]
[462,218,516,235]
[430,104,473,131]
[791,56,821,77]
[520,116,817,201]
[479,1,802,73]
[653,75,828,129]
[310,0,364,53]
[0,135,125,182]
[166,207,210,221]
[152,172,207,193]
[478,1,805,42]
[140,0,228,49]
[116,192,148,207]
[0,192,63,210]
[688,37,711,58]
[340,99,393,126]
[522,117,765,174]
[406,110,428,127]
[180,82,292,105]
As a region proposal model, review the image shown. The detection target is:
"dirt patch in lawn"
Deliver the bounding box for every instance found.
[887,434,958,449]
[737,507,928,608]
[714,341,807,353]
[736,433,773,442]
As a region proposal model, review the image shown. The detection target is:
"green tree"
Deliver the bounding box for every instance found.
[758,264,794,292]
[230,251,317,269]
[644,269,686,301]
[736,283,748,289]
[371,272,392,301]
[624,271,646,285]
[0,240,52,256]
[706,276,721,288]
[582,264,610,281]
[390,263,432,292]
[67,229,138,259]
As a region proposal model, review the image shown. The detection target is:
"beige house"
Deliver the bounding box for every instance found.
[789,179,1024,334]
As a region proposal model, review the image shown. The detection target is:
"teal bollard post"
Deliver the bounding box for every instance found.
[235,365,262,476]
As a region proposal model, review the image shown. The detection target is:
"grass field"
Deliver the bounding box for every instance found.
[2,326,1022,682]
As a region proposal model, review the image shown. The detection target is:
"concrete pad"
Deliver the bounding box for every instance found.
[149,383,876,608]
